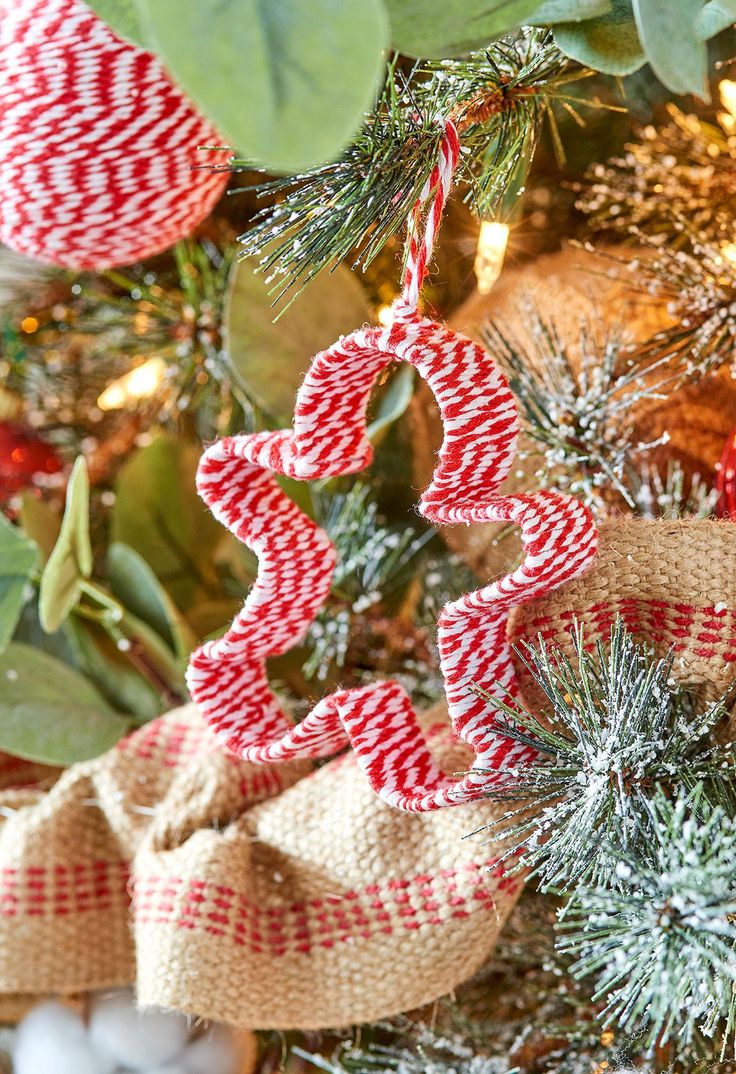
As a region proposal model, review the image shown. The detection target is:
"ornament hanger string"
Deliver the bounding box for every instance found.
[186,121,597,811]
[399,121,460,312]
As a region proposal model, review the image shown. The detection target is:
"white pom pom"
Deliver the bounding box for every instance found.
[183,1026,241,1074]
[15,1001,86,1045]
[88,989,189,1069]
[14,1001,113,1074]
[15,1038,114,1074]
[142,1066,190,1074]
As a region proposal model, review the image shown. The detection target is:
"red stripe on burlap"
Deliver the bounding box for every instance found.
[515,599,736,663]
[0,860,129,918]
[131,859,521,957]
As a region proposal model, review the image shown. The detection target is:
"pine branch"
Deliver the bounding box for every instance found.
[234,33,615,302]
[580,231,736,382]
[481,311,679,511]
[578,105,736,250]
[558,785,736,1058]
[473,620,736,891]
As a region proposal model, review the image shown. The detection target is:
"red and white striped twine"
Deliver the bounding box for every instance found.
[186,122,598,812]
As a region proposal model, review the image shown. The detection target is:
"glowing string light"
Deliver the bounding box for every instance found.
[719,79,736,120]
[474,221,509,295]
[97,357,166,411]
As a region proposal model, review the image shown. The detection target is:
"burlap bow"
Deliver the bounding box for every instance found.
[0,518,733,1030]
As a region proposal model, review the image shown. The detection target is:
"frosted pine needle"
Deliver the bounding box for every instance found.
[473,620,736,890]
[235,33,614,302]
[481,313,677,510]
[559,786,736,1057]
[630,460,718,520]
[293,1021,516,1074]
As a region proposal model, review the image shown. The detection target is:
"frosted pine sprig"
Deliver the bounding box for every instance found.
[629,460,718,521]
[481,313,677,511]
[558,786,736,1057]
[473,620,736,890]
[293,1022,516,1074]
[235,32,613,302]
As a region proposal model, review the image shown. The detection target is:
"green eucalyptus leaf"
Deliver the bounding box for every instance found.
[136,0,388,173]
[0,515,38,655]
[696,0,736,36]
[384,0,542,56]
[111,436,225,611]
[82,0,151,47]
[532,0,612,20]
[226,261,372,423]
[64,617,163,722]
[39,457,92,634]
[14,600,83,670]
[19,495,60,565]
[632,0,707,97]
[107,542,196,660]
[554,0,645,74]
[367,365,415,444]
[0,643,129,764]
[185,599,244,643]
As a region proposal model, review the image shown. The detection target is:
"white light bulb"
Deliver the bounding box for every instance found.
[474,221,509,295]
[97,357,167,411]
[719,79,736,120]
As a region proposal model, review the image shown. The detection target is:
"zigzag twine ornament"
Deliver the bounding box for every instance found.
[187,122,598,811]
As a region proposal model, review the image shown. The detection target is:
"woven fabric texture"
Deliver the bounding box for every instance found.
[0,703,521,1029]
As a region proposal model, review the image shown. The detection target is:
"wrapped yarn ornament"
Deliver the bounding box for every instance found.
[185,123,598,811]
[0,0,229,269]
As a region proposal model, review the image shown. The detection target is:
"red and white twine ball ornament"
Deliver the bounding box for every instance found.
[187,122,599,812]
[0,0,228,269]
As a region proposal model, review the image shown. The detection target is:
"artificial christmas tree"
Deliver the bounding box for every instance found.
[0,4,735,1073]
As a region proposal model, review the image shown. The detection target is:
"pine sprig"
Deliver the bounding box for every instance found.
[293,1021,517,1074]
[473,620,736,890]
[579,105,736,249]
[559,786,736,1057]
[481,312,678,510]
[235,33,611,302]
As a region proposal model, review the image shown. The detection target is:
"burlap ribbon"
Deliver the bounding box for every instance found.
[0,518,734,1029]
[0,706,521,1029]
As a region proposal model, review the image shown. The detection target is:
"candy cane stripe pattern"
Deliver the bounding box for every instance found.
[187,122,598,812]
[0,0,228,269]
